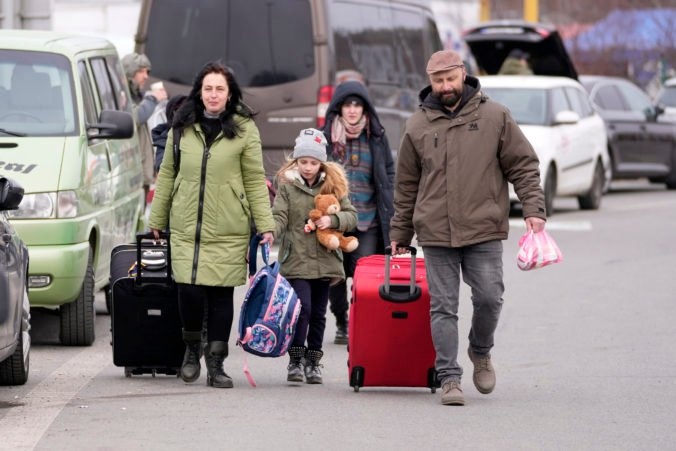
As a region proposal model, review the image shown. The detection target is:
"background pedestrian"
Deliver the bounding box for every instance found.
[121,52,168,204]
[322,80,395,344]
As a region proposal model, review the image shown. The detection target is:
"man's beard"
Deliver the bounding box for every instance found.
[435,89,462,107]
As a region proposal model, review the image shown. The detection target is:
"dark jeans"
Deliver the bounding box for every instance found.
[177,283,234,342]
[328,226,381,324]
[289,278,330,350]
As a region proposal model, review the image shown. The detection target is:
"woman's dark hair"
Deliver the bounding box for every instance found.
[166,94,187,126]
[172,60,255,139]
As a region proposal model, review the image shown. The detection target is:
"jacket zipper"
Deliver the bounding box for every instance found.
[191,133,219,284]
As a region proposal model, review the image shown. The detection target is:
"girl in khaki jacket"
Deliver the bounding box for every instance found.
[272,128,357,385]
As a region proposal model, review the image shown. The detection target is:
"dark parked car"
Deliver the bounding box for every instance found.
[0,176,30,385]
[580,75,676,189]
[463,20,578,79]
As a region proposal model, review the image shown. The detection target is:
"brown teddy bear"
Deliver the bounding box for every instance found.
[305,194,359,253]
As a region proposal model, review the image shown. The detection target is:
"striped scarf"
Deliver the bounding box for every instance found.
[330,114,368,164]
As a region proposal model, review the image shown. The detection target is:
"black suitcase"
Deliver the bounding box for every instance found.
[110,232,184,377]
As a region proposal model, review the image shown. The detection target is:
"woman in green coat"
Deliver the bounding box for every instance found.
[149,61,274,388]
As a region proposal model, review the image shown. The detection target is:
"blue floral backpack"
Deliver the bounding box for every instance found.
[237,234,301,358]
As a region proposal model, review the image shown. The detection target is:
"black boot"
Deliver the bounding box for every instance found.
[287,346,306,382]
[334,314,348,345]
[304,349,324,384]
[204,341,233,388]
[181,330,202,383]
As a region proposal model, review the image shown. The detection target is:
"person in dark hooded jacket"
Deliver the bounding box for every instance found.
[151,94,187,174]
[321,81,395,344]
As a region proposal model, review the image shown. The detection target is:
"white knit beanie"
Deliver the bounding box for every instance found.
[292,128,327,162]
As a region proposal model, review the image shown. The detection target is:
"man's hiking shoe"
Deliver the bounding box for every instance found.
[468,347,496,394]
[441,381,464,406]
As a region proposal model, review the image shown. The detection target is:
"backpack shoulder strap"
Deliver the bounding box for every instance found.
[172,127,181,175]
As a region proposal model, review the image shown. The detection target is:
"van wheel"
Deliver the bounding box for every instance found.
[0,290,30,385]
[578,161,604,210]
[665,164,676,190]
[544,166,556,217]
[60,247,96,346]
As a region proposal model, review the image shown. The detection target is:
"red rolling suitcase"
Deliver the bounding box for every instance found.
[348,246,439,392]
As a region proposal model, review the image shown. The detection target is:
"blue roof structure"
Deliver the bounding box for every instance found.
[568,8,676,51]
[565,8,676,87]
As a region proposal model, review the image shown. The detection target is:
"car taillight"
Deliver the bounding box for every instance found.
[535,27,550,37]
[317,85,334,128]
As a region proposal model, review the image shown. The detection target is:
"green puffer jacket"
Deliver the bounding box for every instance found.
[149,117,274,286]
[272,169,357,281]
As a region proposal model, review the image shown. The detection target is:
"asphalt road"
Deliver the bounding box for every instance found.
[1,180,675,450]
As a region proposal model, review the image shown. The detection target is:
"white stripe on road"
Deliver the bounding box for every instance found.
[0,345,110,450]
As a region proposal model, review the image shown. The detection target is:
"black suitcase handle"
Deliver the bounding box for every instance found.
[135,231,172,287]
[379,246,421,302]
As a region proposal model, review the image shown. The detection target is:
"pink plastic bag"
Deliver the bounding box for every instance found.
[516,230,563,271]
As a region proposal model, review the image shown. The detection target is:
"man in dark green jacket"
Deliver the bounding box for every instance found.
[390,50,546,406]
[497,49,534,75]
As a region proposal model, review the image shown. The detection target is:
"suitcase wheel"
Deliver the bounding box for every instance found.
[350,366,364,392]
[124,366,179,377]
[428,368,440,393]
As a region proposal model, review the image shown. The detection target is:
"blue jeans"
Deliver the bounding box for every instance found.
[423,241,504,385]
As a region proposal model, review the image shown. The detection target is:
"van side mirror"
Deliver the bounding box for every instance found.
[87,110,134,140]
[0,177,25,211]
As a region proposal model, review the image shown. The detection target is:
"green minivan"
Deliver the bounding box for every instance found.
[0,30,145,345]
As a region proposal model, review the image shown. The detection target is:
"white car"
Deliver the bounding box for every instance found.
[655,77,676,123]
[480,75,610,215]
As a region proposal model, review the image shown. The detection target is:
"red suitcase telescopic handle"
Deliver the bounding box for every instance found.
[380,246,421,302]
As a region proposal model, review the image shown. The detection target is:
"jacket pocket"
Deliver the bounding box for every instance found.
[169,178,187,232]
[209,184,250,236]
[334,250,344,263]
[230,183,251,215]
[280,241,291,264]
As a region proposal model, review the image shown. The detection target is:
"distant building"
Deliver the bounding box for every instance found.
[51,0,141,56]
[430,0,480,72]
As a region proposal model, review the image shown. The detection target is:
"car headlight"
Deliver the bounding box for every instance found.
[8,191,79,219]
[56,191,78,218]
